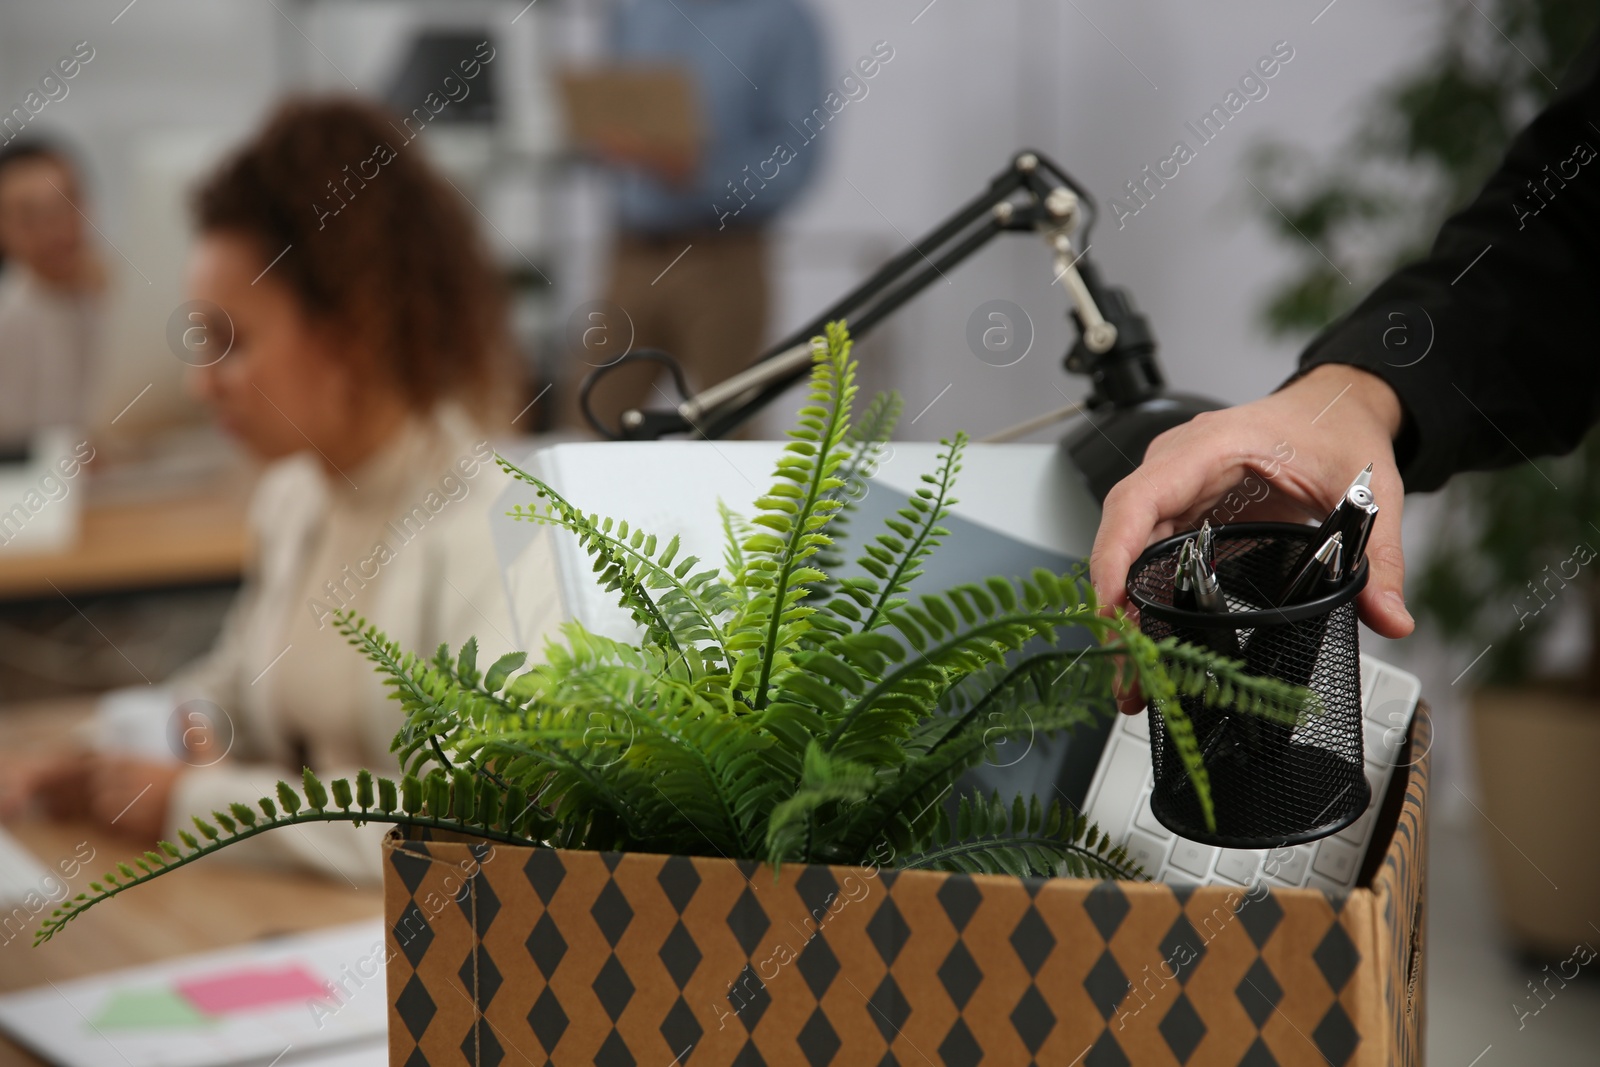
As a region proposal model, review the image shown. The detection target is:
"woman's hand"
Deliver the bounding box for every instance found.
[86,757,185,843]
[1090,363,1414,714]
[0,750,93,820]
[0,750,184,843]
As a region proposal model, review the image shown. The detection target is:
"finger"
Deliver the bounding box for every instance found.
[1175,486,1324,532]
[1355,463,1413,638]
[1109,651,1146,714]
[1090,433,1277,608]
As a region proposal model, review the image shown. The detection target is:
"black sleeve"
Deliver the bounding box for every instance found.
[1288,29,1600,493]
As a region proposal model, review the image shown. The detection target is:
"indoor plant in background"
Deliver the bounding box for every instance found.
[1244,0,1600,958]
[31,324,1309,1057]
[1409,455,1600,957]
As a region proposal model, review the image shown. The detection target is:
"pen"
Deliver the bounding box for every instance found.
[1337,487,1378,569]
[1308,463,1371,540]
[1278,532,1343,607]
[1317,536,1346,595]
[1279,464,1374,601]
[1172,537,1198,612]
[1188,521,1243,657]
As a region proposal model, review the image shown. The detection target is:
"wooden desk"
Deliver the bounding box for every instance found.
[0,481,251,601]
[0,701,382,1066]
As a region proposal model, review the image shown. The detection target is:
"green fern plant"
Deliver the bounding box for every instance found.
[35,321,1311,946]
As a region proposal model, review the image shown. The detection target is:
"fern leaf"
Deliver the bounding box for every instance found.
[34,775,552,945]
[726,322,858,707]
[899,791,1145,881]
[859,432,964,633]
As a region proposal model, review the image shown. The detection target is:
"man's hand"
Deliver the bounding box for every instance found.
[1090,363,1413,714]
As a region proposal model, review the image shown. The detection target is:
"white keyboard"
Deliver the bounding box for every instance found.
[0,823,53,908]
[1083,656,1421,892]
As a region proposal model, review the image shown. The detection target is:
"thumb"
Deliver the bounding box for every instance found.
[1356,478,1413,639]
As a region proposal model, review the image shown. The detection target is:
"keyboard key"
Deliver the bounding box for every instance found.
[1263,846,1309,885]
[1312,838,1361,883]
[1365,717,1404,766]
[1126,708,1151,742]
[1365,665,1420,725]
[1359,656,1376,704]
[1088,738,1150,842]
[1336,806,1375,845]
[1169,839,1218,878]
[1214,850,1259,885]
[1124,831,1169,876]
[1134,795,1170,839]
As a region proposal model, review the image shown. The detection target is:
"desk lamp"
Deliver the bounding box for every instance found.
[578,150,1221,503]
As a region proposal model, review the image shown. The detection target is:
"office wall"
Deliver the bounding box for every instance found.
[768,0,1442,438]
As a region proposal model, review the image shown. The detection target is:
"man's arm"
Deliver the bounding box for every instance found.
[1292,30,1600,492]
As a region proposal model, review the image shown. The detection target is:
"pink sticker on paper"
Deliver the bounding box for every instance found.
[176,964,335,1015]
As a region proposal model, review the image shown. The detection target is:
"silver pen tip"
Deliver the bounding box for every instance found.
[1323,537,1344,576]
[1173,538,1195,586]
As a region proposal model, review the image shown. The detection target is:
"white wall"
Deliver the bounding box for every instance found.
[766,0,1444,440]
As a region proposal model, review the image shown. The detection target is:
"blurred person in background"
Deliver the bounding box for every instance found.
[0,98,561,883]
[576,0,825,433]
[0,139,105,448]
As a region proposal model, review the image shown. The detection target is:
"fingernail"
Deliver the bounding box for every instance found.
[1386,590,1413,626]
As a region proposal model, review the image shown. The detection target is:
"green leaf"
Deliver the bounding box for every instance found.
[484,652,527,694]
[456,636,480,684]
[303,769,329,811]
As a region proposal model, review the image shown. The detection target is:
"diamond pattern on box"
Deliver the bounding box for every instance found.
[380,708,1432,1066]
[1158,991,1206,1064]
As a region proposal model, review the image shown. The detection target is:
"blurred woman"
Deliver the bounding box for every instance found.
[0,98,561,882]
[0,139,104,446]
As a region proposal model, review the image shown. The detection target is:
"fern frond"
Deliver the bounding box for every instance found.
[900,792,1144,880]
[718,501,754,602]
[844,431,965,634]
[829,662,1109,863]
[810,390,902,593]
[764,740,877,864]
[462,633,765,857]
[335,614,528,780]
[820,569,1109,763]
[499,457,740,672]
[35,770,552,944]
[726,321,858,706]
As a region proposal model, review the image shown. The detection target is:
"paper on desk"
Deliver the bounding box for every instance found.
[0,920,387,1067]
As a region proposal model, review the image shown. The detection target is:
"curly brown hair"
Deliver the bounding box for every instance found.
[194,96,512,424]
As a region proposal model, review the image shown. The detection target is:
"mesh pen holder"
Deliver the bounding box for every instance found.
[1127,521,1370,849]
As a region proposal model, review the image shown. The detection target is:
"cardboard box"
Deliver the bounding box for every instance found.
[383,706,1429,1066]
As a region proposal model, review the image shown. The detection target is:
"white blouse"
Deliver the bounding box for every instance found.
[166,404,563,884]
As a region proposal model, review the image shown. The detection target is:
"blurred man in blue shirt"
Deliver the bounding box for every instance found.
[581,0,825,432]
